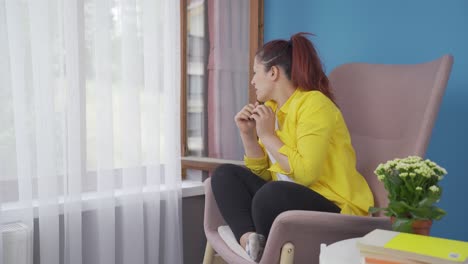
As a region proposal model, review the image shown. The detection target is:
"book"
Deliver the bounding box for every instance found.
[360,251,429,264]
[357,229,468,264]
[360,251,422,264]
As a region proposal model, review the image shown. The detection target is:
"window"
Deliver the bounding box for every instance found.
[185,0,208,157]
[181,0,264,172]
[0,0,181,203]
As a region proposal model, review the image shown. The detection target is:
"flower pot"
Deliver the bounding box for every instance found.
[390,217,433,236]
[412,219,433,236]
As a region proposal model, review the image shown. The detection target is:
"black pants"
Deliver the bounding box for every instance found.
[211,164,341,242]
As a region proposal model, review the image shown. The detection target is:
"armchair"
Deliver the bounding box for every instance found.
[203,55,454,264]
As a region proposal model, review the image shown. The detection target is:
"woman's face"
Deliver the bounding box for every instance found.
[251,58,274,102]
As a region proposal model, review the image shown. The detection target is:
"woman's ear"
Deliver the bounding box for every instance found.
[269,65,279,81]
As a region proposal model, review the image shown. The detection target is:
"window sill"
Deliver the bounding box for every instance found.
[1,179,205,222]
[182,179,205,198]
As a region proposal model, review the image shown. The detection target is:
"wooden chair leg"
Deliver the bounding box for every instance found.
[279,242,295,264]
[203,242,215,264]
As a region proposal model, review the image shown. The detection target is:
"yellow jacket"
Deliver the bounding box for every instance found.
[244,89,373,215]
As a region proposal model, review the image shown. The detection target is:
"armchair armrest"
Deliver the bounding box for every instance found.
[204,178,226,232]
[259,210,392,264]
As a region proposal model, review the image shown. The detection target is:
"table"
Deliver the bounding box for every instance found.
[319,238,361,264]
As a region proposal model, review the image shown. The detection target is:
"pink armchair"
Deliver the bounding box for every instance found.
[202,55,454,264]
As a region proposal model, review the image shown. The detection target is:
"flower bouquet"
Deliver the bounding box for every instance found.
[369,156,447,234]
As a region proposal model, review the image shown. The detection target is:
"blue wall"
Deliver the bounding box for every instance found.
[264,0,468,241]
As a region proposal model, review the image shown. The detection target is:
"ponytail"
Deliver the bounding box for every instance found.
[256,32,335,102]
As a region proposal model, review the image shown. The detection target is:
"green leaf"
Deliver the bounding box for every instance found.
[387,201,412,217]
[418,196,439,208]
[409,206,446,220]
[369,207,386,214]
[429,207,446,220]
[392,218,413,233]
[410,207,433,219]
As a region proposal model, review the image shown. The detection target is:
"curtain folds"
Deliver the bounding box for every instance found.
[0,0,182,263]
[207,0,250,160]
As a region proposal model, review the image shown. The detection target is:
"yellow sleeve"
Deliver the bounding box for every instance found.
[243,144,272,181]
[271,103,336,186]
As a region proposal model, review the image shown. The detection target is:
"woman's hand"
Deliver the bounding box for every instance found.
[235,103,258,136]
[236,102,265,158]
[251,105,275,140]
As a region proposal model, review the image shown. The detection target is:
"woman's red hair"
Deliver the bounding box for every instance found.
[256,32,335,102]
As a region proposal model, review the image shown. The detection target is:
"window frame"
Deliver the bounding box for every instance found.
[180,0,264,172]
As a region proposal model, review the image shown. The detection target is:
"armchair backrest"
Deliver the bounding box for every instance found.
[329,55,453,209]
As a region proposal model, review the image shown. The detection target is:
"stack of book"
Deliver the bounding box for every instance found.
[357,229,468,264]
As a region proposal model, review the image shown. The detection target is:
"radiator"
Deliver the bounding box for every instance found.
[1,222,32,264]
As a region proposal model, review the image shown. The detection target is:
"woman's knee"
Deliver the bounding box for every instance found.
[252,182,284,212]
[256,181,289,196]
[211,164,242,189]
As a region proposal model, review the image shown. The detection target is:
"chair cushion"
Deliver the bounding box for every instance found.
[217,225,254,262]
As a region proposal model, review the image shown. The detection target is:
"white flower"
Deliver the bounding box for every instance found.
[429,185,440,192]
[396,163,410,170]
[374,164,384,175]
[406,156,422,163]
[377,174,385,181]
[415,165,433,178]
[416,186,423,191]
[399,172,409,178]
[383,163,391,171]
[440,168,447,175]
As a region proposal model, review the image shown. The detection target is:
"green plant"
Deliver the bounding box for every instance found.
[369,156,447,233]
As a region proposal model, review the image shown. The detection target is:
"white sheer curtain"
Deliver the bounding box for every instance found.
[207,0,250,160]
[0,0,182,263]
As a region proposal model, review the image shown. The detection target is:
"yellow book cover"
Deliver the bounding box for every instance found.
[385,232,468,262]
[357,229,468,264]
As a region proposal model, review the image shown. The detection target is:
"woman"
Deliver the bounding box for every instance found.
[211,32,374,262]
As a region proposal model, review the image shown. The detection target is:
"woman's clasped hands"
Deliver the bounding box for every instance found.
[234,102,275,139]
